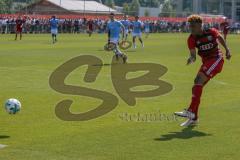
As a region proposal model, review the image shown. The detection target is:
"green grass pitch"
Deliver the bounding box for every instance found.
[0,33,239,160]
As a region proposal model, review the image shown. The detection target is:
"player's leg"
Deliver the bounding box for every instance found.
[175,72,208,117]
[20,32,22,40]
[90,28,93,37]
[52,29,57,43]
[88,28,93,37]
[175,72,209,127]
[124,30,128,41]
[52,33,55,43]
[15,33,18,40]
[55,29,58,42]
[113,47,127,63]
[55,32,57,42]
[111,39,121,58]
[15,29,18,40]
[145,33,148,38]
[145,29,149,38]
[124,34,128,41]
[188,72,209,118]
[51,28,55,43]
[224,33,227,41]
[55,34,57,42]
[133,36,137,48]
[138,34,144,47]
[111,39,127,63]
[175,57,224,127]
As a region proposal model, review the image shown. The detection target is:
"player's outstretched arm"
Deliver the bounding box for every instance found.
[218,35,231,60]
[187,49,197,65]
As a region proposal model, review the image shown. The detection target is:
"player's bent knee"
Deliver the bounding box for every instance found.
[194,73,209,85]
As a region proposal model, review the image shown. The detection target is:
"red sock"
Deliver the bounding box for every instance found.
[188,84,203,120]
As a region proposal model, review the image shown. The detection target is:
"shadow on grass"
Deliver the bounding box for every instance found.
[0,135,10,139]
[154,126,212,141]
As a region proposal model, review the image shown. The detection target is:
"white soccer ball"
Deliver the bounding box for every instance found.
[4,98,21,114]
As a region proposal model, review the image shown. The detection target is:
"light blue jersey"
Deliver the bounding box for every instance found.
[120,20,131,30]
[132,20,143,34]
[144,22,150,33]
[144,22,150,30]
[107,20,124,39]
[50,18,58,30]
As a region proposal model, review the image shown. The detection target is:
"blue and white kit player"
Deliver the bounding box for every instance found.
[107,13,127,63]
[50,16,58,44]
[144,20,150,38]
[132,16,144,48]
[120,15,131,41]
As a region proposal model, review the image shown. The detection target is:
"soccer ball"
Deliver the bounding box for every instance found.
[4,98,21,114]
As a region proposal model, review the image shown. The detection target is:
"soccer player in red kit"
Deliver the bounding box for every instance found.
[87,19,94,37]
[221,20,230,41]
[15,16,25,40]
[174,15,231,127]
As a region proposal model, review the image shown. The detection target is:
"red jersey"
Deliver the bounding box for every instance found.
[188,28,222,62]
[221,22,230,34]
[16,19,24,29]
[87,21,94,30]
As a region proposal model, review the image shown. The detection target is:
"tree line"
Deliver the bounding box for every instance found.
[104,0,176,16]
[0,0,188,17]
[0,0,38,13]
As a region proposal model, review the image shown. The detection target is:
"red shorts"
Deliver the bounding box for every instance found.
[16,27,22,33]
[199,56,224,79]
[89,27,93,31]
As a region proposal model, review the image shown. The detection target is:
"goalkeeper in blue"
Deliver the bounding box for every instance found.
[106,13,127,63]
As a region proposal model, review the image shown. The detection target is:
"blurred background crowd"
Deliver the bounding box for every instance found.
[1,17,240,34]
